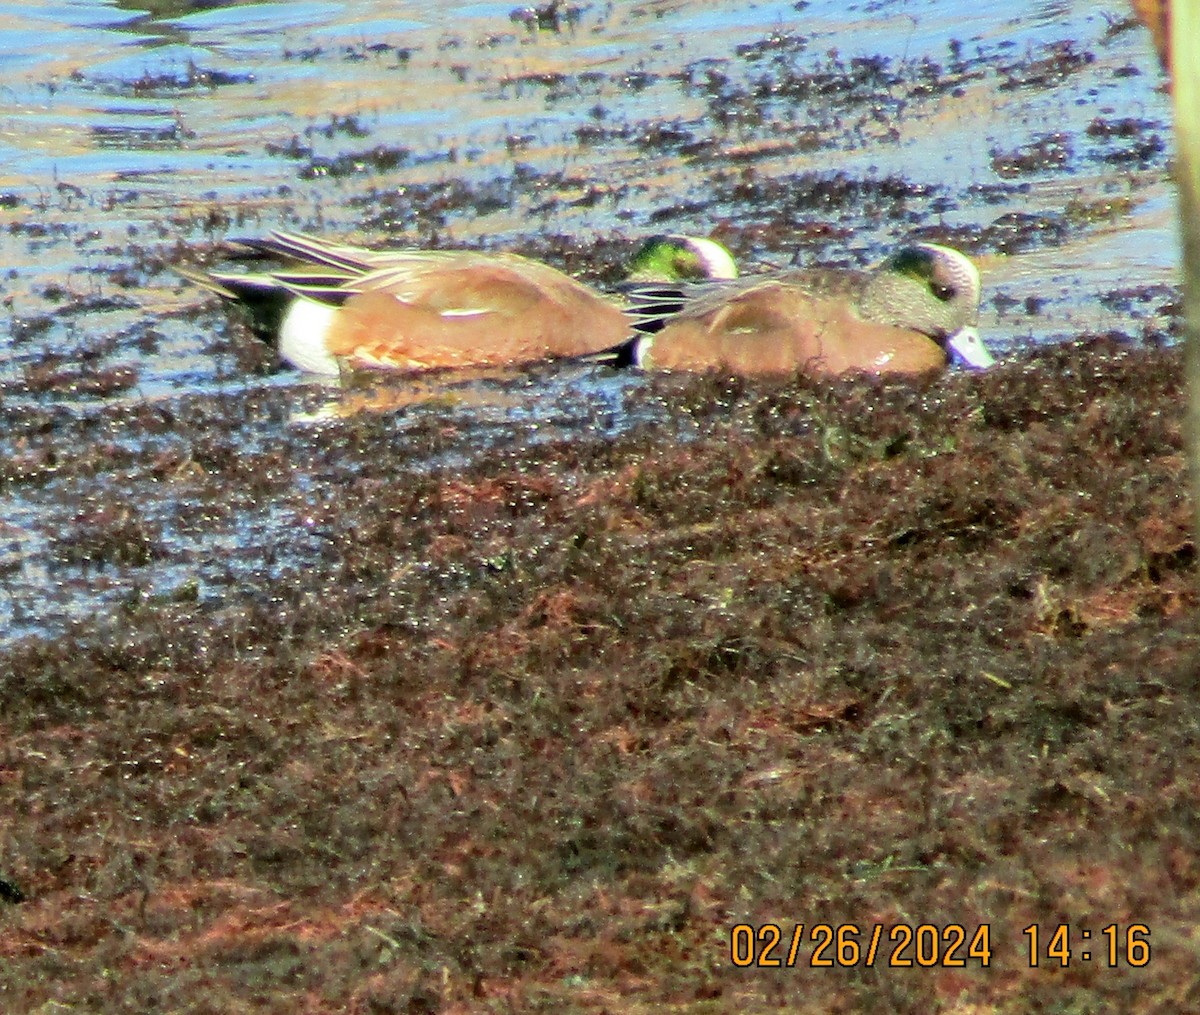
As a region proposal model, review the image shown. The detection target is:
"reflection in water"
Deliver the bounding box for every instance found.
[105,0,291,46]
[293,367,536,422]
[91,120,187,149]
[1031,0,1073,22]
[114,0,279,18]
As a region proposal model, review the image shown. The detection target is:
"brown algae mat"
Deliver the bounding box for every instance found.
[1,339,1198,1013]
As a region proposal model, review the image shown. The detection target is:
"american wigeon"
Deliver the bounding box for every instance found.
[618,243,993,376]
[179,231,736,375]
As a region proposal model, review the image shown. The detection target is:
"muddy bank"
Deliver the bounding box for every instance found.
[2,341,1197,1012]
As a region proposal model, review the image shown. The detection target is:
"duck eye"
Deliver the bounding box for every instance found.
[931,282,955,302]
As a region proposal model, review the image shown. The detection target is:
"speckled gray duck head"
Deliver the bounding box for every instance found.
[862,243,992,368]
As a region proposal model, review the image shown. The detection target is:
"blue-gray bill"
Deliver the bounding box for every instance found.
[946,327,994,369]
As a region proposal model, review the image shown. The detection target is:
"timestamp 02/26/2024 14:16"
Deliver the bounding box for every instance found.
[728,922,1152,969]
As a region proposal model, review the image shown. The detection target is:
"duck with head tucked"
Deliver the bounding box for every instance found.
[619,242,993,377]
[179,231,737,375]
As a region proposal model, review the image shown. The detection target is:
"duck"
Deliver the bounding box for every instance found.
[178,231,737,375]
[617,242,993,376]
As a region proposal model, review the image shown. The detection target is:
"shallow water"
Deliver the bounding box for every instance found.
[0,0,1176,644]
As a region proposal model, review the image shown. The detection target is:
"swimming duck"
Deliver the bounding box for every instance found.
[179,231,737,375]
[619,242,993,376]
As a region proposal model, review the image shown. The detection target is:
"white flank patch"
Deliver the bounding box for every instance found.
[633,335,655,369]
[279,299,342,375]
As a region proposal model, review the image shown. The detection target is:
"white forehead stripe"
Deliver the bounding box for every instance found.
[685,237,739,280]
[917,242,981,294]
